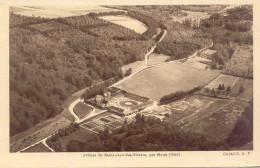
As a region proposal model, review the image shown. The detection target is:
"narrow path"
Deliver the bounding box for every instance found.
[42,138,55,152]
[68,98,82,122]
[113,29,167,88]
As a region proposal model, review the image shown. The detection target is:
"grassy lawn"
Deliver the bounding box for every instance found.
[115,62,220,101]
[148,53,170,66]
[121,60,144,75]
[74,102,93,119]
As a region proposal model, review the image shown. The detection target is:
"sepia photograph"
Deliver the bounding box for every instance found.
[1,0,260,167]
[8,3,254,153]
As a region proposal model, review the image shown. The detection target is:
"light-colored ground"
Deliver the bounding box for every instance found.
[171,10,210,23]
[147,53,170,66]
[114,62,220,101]
[224,45,253,78]
[20,142,51,152]
[10,5,123,18]
[99,15,147,34]
[205,74,238,90]
[121,60,144,75]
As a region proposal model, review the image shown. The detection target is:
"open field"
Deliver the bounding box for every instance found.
[10,116,71,152]
[121,60,144,74]
[73,102,93,119]
[205,74,238,90]
[21,142,51,152]
[182,60,208,70]
[98,15,147,34]
[166,94,250,142]
[147,53,170,66]
[183,99,250,142]
[167,95,231,123]
[115,62,220,101]
[224,45,253,78]
[204,74,253,100]
[10,6,122,18]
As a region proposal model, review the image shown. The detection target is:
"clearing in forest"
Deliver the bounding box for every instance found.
[115,62,220,101]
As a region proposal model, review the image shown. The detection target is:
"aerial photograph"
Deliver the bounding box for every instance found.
[9,4,253,152]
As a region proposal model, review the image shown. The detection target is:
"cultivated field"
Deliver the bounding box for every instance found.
[167,95,231,124]
[224,45,253,78]
[10,116,71,152]
[183,99,249,141]
[166,94,250,142]
[147,53,170,66]
[10,6,122,18]
[204,74,253,100]
[20,142,51,152]
[80,112,124,134]
[98,15,147,34]
[205,74,238,90]
[115,62,220,101]
[73,102,93,119]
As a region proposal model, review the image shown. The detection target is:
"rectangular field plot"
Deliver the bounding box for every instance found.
[82,123,96,129]
[183,100,250,141]
[21,142,51,153]
[205,74,238,90]
[167,95,232,124]
[115,62,220,101]
[92,127,104,133]
[73,102,93,119]
[110,121,122,127]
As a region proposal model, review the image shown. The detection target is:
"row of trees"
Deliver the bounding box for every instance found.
[159,87,202,104]
[81,79,115,100]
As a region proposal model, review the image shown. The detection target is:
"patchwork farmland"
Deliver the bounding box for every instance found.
[114,62,220,101]
[167,94,251,142]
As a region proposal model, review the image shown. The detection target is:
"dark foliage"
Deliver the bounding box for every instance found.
[66,115,227,151]
[9,13,152,136]
[159,87,201,104]
[227,101,253,147]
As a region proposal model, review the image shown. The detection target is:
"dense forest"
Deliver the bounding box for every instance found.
[9,13,153,136]
[119,6,213,60]
[198,5,253,70]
